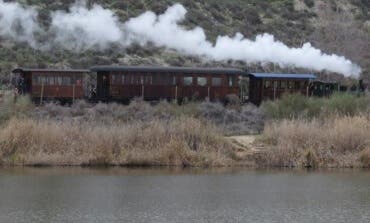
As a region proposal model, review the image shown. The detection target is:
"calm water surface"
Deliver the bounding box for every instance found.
[0,168,369,223]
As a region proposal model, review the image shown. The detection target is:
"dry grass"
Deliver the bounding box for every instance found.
[360,148,370,168]
[0,117,235,167]
[259,115,370,168]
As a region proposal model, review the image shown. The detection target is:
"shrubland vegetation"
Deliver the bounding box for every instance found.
[259,115,370,168]
[0,94,33,124]
[0,94,263,166]
[31,99,264,135]
[0,117,234,167]
[259,93,370,168]
[262,93,370,120]
[1,92,370,168]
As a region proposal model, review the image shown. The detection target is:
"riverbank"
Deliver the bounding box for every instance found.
[0,117,238,167]
[1,116,370,168]
[1,94,370,168]
[0,96,264,167]
[259,115,370,168]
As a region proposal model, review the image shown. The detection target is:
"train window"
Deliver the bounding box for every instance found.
[32,75,39,85]
[40,76,47,85]
[48,76,55,85]
[184,77,193,86]
[152,75,159,85]
[171,76,176,85]
[56,76,63,85]
[228,77,233,87]
[144,75,152,85]
[197,77,207,86]
[295,81,301,89]
[111,74,121,84]
[131,75,143,85]
[212,77,222,86]
[264,80,271,89]
[273,81,278,89]
[122,75,126,84]
[280,81,287,89]
[62,76,71,85]
[288,81,294,89]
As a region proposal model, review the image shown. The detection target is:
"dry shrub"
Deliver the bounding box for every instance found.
[0,117,233,167]
[32,99,264,135]
[260,115,370,168]
[360,148,370,168]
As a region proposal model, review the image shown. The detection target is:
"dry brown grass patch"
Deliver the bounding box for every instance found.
[0,117,234,167]
[260,115,370,168]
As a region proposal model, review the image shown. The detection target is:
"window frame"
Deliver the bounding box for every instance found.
[62,76,71,86]
[280,81,287,89]
[211,77,223,87]
[111,74,121,85]
[48,76,55,85]
[264,80,271,89]
[183,76,193,86]
[197,77,207,87]
[228,76,233,87]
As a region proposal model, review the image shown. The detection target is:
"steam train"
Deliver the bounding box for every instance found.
[11,66,364,105]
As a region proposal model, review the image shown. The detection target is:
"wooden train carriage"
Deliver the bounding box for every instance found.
[311,81,340,97]
[91,66,245,102]
[12,68,89,102]
[249,73,317,105]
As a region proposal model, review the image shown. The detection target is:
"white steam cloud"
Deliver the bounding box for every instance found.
[50,1,122,50]
[0,0,362,77]
[0,0,40,47]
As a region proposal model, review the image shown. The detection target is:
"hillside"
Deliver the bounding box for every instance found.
[0,0,369,82]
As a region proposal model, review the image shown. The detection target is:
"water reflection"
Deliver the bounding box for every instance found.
[0,167,369,223]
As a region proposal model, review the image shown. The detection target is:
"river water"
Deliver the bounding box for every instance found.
[0,168,369,223]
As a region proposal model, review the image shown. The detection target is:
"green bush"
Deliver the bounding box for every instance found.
[304,0,315,8]
[0,94,33,124]
[262,93,370,120]
[262,93,308,119]
[324,93,369,116]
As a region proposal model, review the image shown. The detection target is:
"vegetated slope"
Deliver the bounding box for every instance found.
[0,0,369,81]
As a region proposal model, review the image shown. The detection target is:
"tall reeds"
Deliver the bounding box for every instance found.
[259,115,370,168]
[0,117,234,167]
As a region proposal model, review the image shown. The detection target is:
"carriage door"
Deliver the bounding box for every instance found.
[23,73,32,94]
[97,71,110,99]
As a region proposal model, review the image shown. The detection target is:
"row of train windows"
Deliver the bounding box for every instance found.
[183,77,223,86]
[111,74,237,87]
[32,76,82,86]
[111,75,175,86]
[264,80,308,89]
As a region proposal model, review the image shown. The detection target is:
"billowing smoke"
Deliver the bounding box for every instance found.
[0,0,40,47]
[0,1,362,77]
[50,1,122,50]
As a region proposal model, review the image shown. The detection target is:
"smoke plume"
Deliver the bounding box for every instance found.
[0,1,362,77]
[0,0,40,47]
[50,1,122,50]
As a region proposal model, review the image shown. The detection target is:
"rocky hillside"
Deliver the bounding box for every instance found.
[0,0,369,82]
